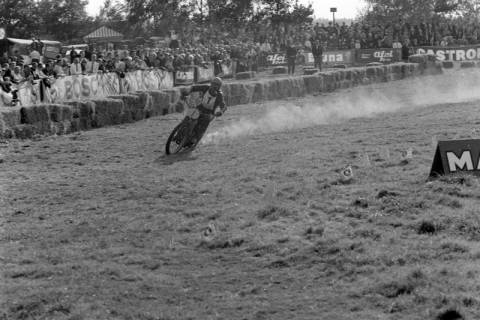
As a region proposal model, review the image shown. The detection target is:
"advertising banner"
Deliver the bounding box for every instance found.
[415,45,480,61]
[356,48,402,64]
[17,81,42,106]
[175,68,195,86]
[266,50,354,67]
[430,139,480,177]
[221,61,235,78]
[195,65,215,83]
[46,73,121,103]
[123,69,174,92]
[266,53,288,66]
[0,88,13,107]
[321,50,355,66]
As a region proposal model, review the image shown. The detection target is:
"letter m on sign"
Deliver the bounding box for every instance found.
[429,139,480,177]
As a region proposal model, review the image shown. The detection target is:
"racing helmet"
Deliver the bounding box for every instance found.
[210,77,223,89]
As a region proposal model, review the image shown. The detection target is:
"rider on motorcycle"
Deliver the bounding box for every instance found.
[181,77,226,145]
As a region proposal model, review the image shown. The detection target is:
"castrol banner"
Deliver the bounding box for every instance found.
[46,73,121,103]
[415,45,480,61]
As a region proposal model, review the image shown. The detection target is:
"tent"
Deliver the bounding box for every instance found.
[84,26,124,42]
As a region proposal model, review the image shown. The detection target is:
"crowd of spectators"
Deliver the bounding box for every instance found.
[304,18,480,50]
[2,16,480,106]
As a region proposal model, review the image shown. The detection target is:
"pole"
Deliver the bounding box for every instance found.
[333,12,336,26]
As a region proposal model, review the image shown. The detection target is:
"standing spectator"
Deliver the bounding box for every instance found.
[69,57,83,75]
[69,47,76,63]
[311,39,323,71]
[0,28,9,62]
[22,64,32,80]
[114,55,126,73]
[2,63,12,79]
[286,41,298,75]
[29,47,41,64]
[85,53,100,73]
[11,65,24,83]
[133,56,148,70]
[53,59,66,77]
[401,39,411,62]
[31,62,46,79]
[172,54,184,71]
[30,38,44,55]
[42,60,56,77]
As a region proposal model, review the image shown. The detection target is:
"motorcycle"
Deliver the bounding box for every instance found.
[165,97,217,155]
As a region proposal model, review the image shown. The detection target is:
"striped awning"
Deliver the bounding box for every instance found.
[84,26,124,41]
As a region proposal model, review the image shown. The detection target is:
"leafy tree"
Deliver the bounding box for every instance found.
[206,0,254,24]
[0,0,40,38]
[451,0,480,20]
[361,0,464,25]
[124,0,189,37]
[93,0,129,36]
[37,0,92,41]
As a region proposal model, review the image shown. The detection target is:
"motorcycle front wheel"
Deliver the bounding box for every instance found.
[165,119,194,155]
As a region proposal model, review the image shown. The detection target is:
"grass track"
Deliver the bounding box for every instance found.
[2,73,480,320]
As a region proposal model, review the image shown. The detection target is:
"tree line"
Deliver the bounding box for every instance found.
[0,0,478,43]
[0,0,314,42]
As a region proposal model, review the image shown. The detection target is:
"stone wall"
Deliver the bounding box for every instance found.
[0,62,424,139]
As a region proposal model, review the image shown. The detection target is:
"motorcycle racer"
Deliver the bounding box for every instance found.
[181,77,227,146]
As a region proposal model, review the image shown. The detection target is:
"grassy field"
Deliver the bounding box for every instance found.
[2,71,480,320]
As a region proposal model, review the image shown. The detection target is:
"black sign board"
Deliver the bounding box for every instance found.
[430,139,480,177]
[330,7,337,12]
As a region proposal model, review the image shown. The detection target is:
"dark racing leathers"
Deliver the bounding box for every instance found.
[189,84,226,144]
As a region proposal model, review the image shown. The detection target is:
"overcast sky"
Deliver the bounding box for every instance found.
[86,0,367,19]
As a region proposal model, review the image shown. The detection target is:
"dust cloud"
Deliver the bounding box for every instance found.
[203,69,480,144]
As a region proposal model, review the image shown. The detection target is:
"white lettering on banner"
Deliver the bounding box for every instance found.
[446,50,455,61]
[197,66,214,82]
[324,54,342,62]
[447,151,474,171]
[416,46,480,61]
[374,50,394,62]
[221,64,233,76]
[266,54,286,65]
[466,49,476,60]
[48,73,121,103]
[323,53,346,63]
[18,82,41,106]
[176,70,194,84]
[306,52,314,63]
